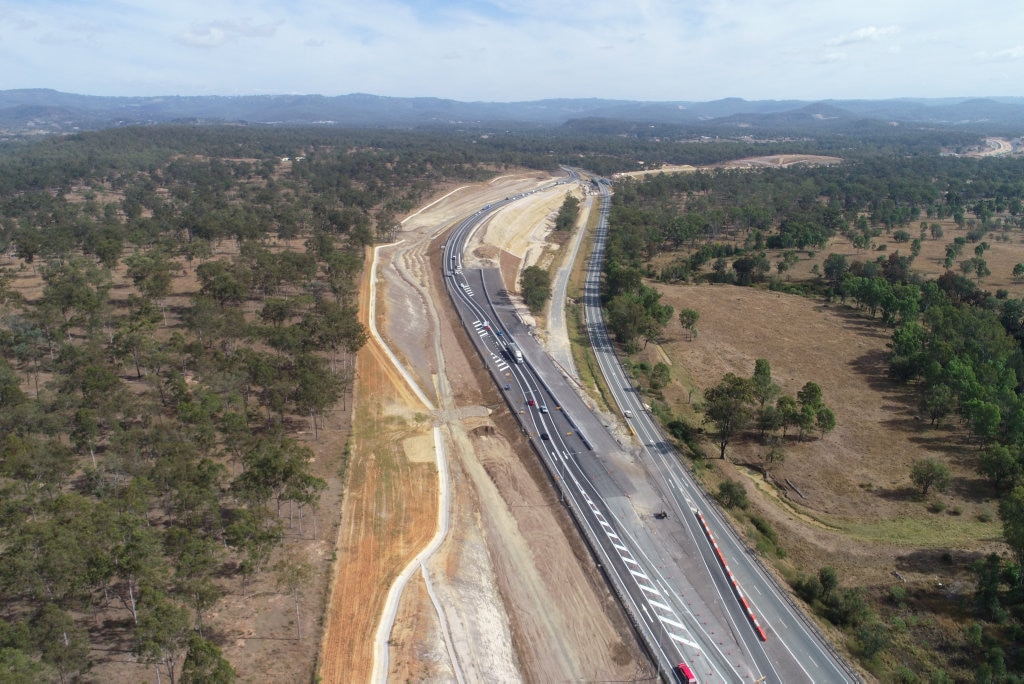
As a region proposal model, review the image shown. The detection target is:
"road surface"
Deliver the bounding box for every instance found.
[439,171,858,683]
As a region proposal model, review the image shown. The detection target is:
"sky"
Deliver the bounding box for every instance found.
[2,0,1024,102]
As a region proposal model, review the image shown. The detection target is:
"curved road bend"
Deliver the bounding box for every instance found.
[442,176,767,682]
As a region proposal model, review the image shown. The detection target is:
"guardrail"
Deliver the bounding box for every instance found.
[695,511,768,641]
[690,472,861,682]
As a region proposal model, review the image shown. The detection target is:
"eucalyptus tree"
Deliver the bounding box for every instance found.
[702,373,753,459]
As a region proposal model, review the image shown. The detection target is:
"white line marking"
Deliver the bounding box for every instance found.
[668,633,701,649]
[658,615,686,631]
[648,599,672,612]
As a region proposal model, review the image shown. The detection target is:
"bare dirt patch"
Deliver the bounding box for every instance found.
[613,154,842,180]
[717,154,843,169]
[403,433,439,464]
[473,185,579,271]
[318,250,439,684]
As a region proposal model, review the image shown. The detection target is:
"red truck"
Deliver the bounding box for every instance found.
[676,662,697,683]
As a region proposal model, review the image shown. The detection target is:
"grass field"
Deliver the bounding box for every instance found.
[620,219,1024,678]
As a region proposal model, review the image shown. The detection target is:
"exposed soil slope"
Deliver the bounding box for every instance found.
[319,172,647,682]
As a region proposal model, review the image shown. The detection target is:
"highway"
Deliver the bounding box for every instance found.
[439,171,857,682]
[583,180,857,683]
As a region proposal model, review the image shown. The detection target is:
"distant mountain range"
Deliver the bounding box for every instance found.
[3,89,1024,137]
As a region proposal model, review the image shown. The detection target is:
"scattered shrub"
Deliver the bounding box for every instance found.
[893,665,918,683]
[749,514,778,545]
[717,479,749,509]
[795,575,823,603]
[826,587,870,628]
[856,620,891,658]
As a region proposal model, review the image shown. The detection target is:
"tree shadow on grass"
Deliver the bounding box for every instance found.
[946,474,1001,505]
[904,430,973,462]
[895,547,993,575]
[825,304,893,342]
[847,348,903,394]
[875,484,922,502]
[88,616,139,666]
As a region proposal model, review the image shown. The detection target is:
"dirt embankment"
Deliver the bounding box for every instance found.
[319,172,647,682]
[317,248,440,683]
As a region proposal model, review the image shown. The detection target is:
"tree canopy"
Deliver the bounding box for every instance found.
[0,123,510,681]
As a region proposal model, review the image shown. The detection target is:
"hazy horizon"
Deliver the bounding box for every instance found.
[2,0,1023,102]
[4,88,1024,106]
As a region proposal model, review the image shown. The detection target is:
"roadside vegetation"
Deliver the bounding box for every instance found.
[520,265,551,314]
[565,202,617,414]
[602,145,1024,680]
[554,193,580,232]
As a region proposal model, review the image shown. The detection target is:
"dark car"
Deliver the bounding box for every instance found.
[540,433,549,441]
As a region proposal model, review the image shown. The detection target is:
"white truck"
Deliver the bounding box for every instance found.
[506,341,523,364]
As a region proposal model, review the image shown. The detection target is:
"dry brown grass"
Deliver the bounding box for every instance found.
[635,261,1024,677]
[638,278,1007,590]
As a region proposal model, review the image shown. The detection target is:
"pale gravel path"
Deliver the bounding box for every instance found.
[544,190,590,378]
[367,242,463,684]
[371,211,522,683]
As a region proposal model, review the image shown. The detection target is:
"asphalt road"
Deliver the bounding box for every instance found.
[582,180,857,683]
[438,171,857,683]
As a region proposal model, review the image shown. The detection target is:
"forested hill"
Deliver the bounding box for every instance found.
[4,89,1024,136]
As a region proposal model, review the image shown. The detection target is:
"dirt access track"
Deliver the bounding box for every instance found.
[319,172,647,682]
[613,154,843,180]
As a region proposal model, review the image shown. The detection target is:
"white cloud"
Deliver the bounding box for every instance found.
[826,25,899,47]
[177,25,227,48]
[2,0,1024,101]
[176,18,282,48]
[816,52,848,64]
[989,45,1024,60]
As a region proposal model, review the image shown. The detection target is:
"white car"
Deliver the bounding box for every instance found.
[540,406,549,414]
[624,410,633,419]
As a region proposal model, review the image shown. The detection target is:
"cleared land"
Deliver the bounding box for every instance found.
[613,154,843,179]
[317,250,440,683]
[318,172,647,683]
